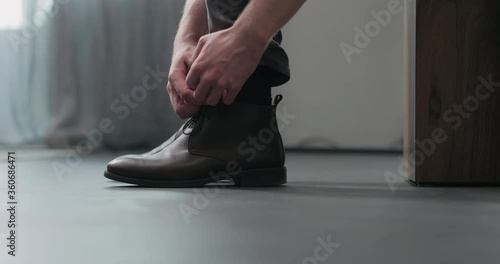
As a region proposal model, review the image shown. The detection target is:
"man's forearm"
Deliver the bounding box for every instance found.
[174,0,208,50]
[232,0,306,46]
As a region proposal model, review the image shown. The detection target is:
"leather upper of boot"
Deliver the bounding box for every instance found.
[106,100,285,181]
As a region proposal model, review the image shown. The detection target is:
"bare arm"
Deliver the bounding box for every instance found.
[234,0,307,47]
[174,0,208,51]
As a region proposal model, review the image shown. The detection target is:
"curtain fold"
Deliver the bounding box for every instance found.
[0,0,53,145]
[47,0,185,149]
[1,0,185,149]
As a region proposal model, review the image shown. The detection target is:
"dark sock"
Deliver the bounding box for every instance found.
[235,66,273,105]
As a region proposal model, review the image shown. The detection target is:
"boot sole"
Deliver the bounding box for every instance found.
[104,167,287,188]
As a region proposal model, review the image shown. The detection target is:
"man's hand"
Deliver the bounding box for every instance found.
[186,27,268,106]
[167,0,208,119]
[167,45,202,119]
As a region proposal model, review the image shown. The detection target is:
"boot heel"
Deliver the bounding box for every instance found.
[232,167,287,187]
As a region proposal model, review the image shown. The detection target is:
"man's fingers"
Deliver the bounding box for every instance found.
[176,103,200,119]
[179,88,196,104]
[192,76,214,102]
[194,87,213,104]
[169,71,196,103]
[186,39,207,88]
[222,88,239,105]
[168,83,183,109]
[166,83,173,94]
[206,87,225,106]
[191,38,205,65]
[168,83,200,119]
[186,62,202,89]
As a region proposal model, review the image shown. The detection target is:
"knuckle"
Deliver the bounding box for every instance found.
[206,98,218,106]
[203,76,215,85]
[231,80,242,90]
[229,81,238,90]
[218,79,229,89]
[192,64,204,74]
[186,78,196,89]
[228,84,237,92]
[204,72,218,84]
[227,85,237,93]
[181,92,190,100]
[224,80,237,90]
[167,74,175,84]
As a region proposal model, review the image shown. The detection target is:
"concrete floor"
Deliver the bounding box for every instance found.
[0,151,499,264]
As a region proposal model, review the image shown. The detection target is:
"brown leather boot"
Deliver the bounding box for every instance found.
[104,95,286,187]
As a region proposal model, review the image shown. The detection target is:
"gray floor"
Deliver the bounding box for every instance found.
[1,151,499,264]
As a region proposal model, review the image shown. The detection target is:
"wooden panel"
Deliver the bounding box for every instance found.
[413,0,500,183]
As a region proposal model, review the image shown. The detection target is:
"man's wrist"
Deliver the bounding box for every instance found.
[173,35,199,56]
[175,32,200,46]
[230,22,271,51]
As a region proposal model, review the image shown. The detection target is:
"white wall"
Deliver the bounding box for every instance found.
[275,0,405,150]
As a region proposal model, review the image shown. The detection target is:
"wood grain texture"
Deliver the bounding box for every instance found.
[413,0,500,183]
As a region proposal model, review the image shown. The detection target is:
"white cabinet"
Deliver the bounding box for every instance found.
[275,0,405,150]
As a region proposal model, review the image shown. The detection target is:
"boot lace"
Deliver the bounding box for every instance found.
[181,106,211,135]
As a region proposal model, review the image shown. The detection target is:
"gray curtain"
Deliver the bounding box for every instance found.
[1,0,185,149]
[47,0,186,149]
[0,0,53,145]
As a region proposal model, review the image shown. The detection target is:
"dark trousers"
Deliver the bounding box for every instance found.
[235,66,274,105]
